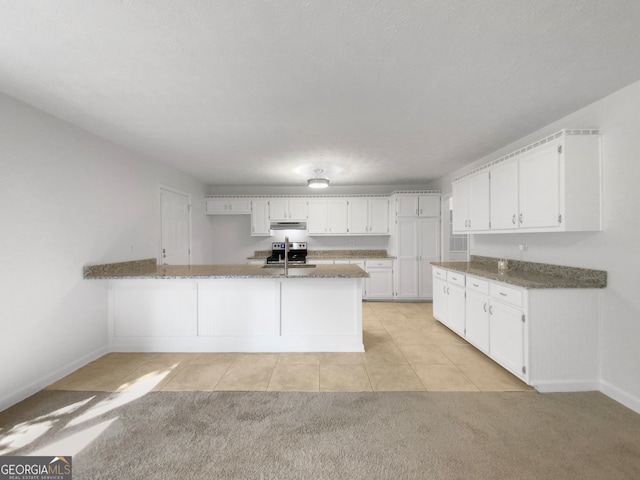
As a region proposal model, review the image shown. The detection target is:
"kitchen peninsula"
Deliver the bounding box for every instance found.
[84,259,368,353]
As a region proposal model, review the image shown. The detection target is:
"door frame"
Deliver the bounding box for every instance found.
[158,184,192,266]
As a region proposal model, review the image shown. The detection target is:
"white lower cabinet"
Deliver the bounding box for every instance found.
[489,300,525,377]
[465,290,490,354]
[364,259,394,299]
[313,258,394,299]
[433,277,448,321]
[433,270,465,336]
[432,266,601,391]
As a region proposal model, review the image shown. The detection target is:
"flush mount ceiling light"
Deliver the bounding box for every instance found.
[307,168,330,189]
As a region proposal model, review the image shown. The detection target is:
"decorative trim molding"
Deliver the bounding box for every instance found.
[453,129,601,182]
[205,190,441,200]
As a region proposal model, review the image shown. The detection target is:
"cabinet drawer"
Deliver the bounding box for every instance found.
[447,272,466,287]
[433,267,447,281]
[466,276,489,294]
[490,283,523,307]
[365,259,393,268]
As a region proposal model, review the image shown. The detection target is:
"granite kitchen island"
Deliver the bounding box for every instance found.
[85,259,368,353]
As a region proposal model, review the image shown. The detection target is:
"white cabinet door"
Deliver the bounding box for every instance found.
[418,217,439,299]
[268,198,307,221]
[348,198,369,234]
[433,277,448,323]
[205,198,228,214]
[489,300,525,378]
[307,199,327,234]
[418,195,440,217]
[251,200,271,236]
[396,258,418,298]
[453,173,490,232]
[227,199,251,214]
[447,283,466,337]
[519,142,560,229]
[327,198,349,234]
[468,172,491,231]
[369,198,390,234]
[465,291,490,353]
[396,195,419,217]
[490,160,519,230]
[268,199,288,221]
[366,268,394,299]
[349,198,389,235]
[395,218,418,298]
[288,198,308,221]
[205,198,251,214]
[452,180,470,233]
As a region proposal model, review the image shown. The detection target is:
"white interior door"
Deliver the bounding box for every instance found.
[161,188,191,265]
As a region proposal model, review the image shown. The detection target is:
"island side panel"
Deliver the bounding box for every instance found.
[280,278,364,352]
[108,277,364,352]
[197,278,280,340]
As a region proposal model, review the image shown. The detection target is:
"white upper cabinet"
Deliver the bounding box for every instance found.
[348,198,369,234]
[518,142,561,229]
[452,172,491,233]
[485,130,602,234]
[418,195,440,217]
[396,195,420,217]
[308,197,388,236]
[205,198,252,215]
[269,198,307,221]
[348,197,390,235]
[250,199,270,236]
[307,199,328,234]
[489,160,519,230]
[396,194,440,217]
[327,198,349,234]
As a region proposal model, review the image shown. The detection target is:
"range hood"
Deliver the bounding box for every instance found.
[269,221,307,231]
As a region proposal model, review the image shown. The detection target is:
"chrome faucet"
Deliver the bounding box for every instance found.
[284,236,289,277]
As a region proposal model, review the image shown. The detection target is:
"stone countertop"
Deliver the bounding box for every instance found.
[84,259,368,280]
[431,256,606,289]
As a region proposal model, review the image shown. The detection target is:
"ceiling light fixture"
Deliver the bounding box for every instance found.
[307,168,330,189]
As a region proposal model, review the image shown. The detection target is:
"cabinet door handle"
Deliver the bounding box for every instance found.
[489,305,494,315]
[472,283,479,287]
[512,214,516,225]
[443,286,447,294]
[519,213,523,224]
[499,292,507,297]
[447,287,450,294]
[483,303,487,312]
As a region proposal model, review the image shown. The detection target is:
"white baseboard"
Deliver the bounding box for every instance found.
[600,380,640,415]
[0,346,108,413]
[533,380,600,393]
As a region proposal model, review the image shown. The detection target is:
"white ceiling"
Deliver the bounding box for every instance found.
[2,1,640,187]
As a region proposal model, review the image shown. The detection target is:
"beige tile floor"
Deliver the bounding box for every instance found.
[46,302,533,393]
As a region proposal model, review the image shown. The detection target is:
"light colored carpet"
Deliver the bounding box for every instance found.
[1,390,640,479]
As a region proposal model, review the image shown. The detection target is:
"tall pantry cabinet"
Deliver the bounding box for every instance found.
[390,193,441,300]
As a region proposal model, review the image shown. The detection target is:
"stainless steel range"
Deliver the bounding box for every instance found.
[266,241,308,265]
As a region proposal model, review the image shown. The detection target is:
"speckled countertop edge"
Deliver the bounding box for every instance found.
[84,261,368,279]
[432,255,606,289]
[248,249,392,260]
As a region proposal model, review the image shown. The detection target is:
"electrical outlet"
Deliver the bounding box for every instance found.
[349,240,355,246]
[130,244,135,253]
[518,243,528,252]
